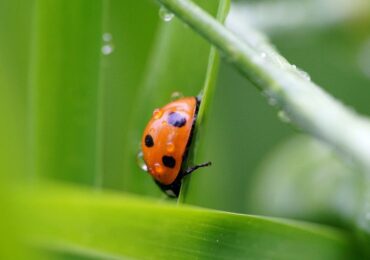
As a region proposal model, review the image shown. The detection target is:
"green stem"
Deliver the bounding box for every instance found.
[177,0,229,203]
[157,0,370,174]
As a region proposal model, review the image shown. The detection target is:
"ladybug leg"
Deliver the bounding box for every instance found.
[183,161,212,176]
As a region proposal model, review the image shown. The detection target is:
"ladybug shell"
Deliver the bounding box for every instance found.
[141,97,197,185]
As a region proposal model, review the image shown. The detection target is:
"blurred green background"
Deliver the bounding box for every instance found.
[1,0,370,258]
[2,0,370,214]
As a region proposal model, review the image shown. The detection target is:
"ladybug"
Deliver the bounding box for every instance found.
[141,96,211,197]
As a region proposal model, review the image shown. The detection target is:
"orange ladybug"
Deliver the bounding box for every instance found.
[141,96,211,197]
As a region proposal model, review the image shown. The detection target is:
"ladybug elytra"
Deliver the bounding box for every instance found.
[141,96,211,197]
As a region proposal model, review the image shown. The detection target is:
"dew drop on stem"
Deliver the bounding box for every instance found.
[262,89,277,107]
[278,110,291,124]
[291,64,311,81]
[159,6,174,22]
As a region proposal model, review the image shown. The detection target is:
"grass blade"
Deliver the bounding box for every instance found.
[29,0,103,184]
[24,183,362,259]
[98,0,160,190]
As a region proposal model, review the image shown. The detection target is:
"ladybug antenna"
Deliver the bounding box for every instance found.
[184,161,212,176]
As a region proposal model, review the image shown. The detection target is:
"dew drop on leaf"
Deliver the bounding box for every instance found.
[101,32,114,55]
[101,44,114,55]
[102,32,112,42]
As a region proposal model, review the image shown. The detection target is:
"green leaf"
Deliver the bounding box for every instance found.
[0,0,34,181]
[98,0,160,189]
[0,2,35,256]
[29,0,103,184]
[24,183,361,260]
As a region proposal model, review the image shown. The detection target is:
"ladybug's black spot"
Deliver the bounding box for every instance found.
[145,134,154,147]
[168,112,186,127]
[162,156,176,168]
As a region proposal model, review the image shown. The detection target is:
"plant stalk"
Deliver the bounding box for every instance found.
[156,0,370,174]
[177,0,229,203]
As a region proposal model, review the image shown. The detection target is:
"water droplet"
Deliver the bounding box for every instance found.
[358,37,370,80]
[153,109,163,119]
[166,142,175,153]
[159,6,174,22]
[101,44,114,55]
[136,150,148,171]
[298,69,311,81]
[262,89,277,107]
[165,190,176,197]
[291,65,311,81]
[295,68,311,81]
[101,32,114,56]
[268,97,277,106]
[102,32,112,42]
[270,52,289,69]
[171,91,183,100]
[154,163,163,174]
[260,52,267,59]
[278,110,291,124]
